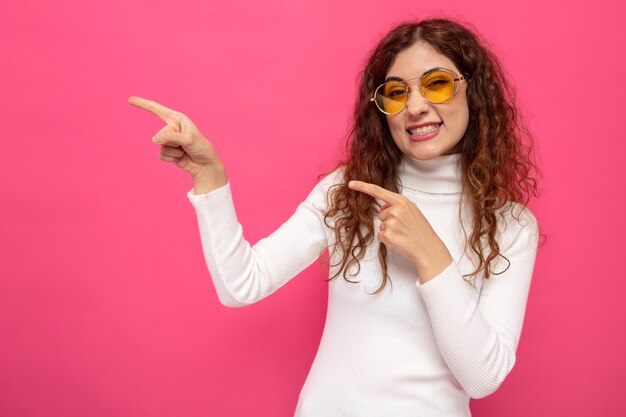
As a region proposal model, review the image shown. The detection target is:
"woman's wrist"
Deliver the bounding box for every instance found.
[413,243,454,284]
[192,165,228,194]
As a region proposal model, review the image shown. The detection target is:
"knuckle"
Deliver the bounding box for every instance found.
[174,111,188,122]
[181,134,194,146]
[188,131,201,142]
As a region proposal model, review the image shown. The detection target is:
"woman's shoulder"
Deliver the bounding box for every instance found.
[301,166,346,210]
[497,201,540,248]
[310,166,346,193]
[319,165,346,185]
[501,200,537,225]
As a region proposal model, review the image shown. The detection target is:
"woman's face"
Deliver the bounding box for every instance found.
[384,41,469,160]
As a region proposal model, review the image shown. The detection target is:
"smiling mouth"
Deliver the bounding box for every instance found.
[407,123,442,135]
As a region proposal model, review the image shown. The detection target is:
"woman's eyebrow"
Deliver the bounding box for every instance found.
[384,67,442,82]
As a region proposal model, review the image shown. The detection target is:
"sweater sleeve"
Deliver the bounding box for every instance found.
[186,175,334,307]
[415,205,539,399]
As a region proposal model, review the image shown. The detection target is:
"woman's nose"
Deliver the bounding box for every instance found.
[406,87,430,117]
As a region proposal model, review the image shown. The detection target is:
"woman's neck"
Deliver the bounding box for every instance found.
[397,153,463,195]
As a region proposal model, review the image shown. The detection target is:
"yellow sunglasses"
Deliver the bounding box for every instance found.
[371,68,467,115]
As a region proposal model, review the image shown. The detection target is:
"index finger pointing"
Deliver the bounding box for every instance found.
[128,96,179,124]
[348,180,401,205]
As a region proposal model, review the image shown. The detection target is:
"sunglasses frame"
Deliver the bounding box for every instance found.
[370,67,467,115]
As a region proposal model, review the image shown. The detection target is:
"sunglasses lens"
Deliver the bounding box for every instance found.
[421,70,456,103]
[375,82,408,114]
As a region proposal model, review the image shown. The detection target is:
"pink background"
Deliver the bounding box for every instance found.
[2,0,625,415]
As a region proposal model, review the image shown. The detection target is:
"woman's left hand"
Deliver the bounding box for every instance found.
[348,180,453,283]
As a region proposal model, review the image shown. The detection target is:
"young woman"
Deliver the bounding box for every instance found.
[129,17,541,417]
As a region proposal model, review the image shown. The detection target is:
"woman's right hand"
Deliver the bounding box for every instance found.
[128,96,227,193]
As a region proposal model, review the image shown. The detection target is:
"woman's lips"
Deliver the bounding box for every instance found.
[406,123,441,142]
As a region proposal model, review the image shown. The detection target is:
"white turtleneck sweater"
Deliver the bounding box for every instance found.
[186,153,539,417]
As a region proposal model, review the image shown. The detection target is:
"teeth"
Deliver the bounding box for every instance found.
[409,124,441,135]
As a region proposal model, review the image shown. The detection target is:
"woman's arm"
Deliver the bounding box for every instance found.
[346,180,539,398]
[128,96,333,308]
[416,207,539,398]
[186,174,336,307]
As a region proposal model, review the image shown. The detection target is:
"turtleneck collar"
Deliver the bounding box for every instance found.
[397,153,463,195]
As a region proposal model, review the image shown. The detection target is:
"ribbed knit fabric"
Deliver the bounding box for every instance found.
[186,153,539,417]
